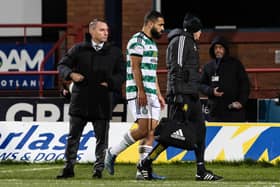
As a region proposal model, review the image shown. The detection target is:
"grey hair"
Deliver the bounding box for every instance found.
[89,18,106,29]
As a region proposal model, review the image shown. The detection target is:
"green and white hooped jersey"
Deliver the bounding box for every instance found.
[126,32,158,100]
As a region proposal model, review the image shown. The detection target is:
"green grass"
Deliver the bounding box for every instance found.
[0,161,280,187]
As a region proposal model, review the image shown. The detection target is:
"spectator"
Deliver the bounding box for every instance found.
[200,36,250,122]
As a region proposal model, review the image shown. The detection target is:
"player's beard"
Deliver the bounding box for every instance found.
[151,27,162,39]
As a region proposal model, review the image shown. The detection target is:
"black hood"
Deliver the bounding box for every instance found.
[167,28,193,42]
[167,28,184,42]
[209,36,230,59]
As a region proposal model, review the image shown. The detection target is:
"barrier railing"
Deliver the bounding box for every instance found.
[0,24,280,98]
[0,68,279,98]
[0,23,85,97]
[246,68,280,91]
[157,68,280,98]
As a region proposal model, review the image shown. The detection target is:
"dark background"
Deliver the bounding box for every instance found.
[42,0,67,42]
[40,1,280,41]
[161,1,280,30]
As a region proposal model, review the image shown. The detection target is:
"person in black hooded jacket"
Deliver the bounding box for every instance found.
[136,13,222,181]
[56,18,125,179]
[200,36,250,122]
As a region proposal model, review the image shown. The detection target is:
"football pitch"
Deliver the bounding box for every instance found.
[0,161,279,187]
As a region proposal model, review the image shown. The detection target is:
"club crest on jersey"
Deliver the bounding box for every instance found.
[142,107,148,114]
[133,45,143,54]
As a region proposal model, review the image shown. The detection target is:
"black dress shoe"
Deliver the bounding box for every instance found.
[92,170,102,179]
[56,167,75,179]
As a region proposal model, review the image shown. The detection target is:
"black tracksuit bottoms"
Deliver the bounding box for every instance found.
[168,95,206,163]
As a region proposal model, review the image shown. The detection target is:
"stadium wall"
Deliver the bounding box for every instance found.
[65,0,280,98]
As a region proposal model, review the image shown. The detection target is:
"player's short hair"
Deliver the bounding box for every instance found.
[144,10,163,25]
[89,18,106,29]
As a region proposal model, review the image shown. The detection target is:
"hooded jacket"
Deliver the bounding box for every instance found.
[200,36,250,120]
[58,33,126,119]
[166,28,201,98]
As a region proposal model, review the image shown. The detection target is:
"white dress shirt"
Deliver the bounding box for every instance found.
[91,40,104,51]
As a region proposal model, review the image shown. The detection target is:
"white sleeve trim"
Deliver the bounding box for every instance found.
[177,35,185,67]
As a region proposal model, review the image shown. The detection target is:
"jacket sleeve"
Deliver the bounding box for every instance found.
[166,37,186,95]
[237,61,250,105]
[107,48,126,92]
[57,45,79,81]
[199,64,214,97]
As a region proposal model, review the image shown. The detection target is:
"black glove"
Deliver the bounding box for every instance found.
[173,94,184,105]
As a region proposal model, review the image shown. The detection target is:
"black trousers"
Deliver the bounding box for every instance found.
[168,95,206,163]
[65,115,109,172]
